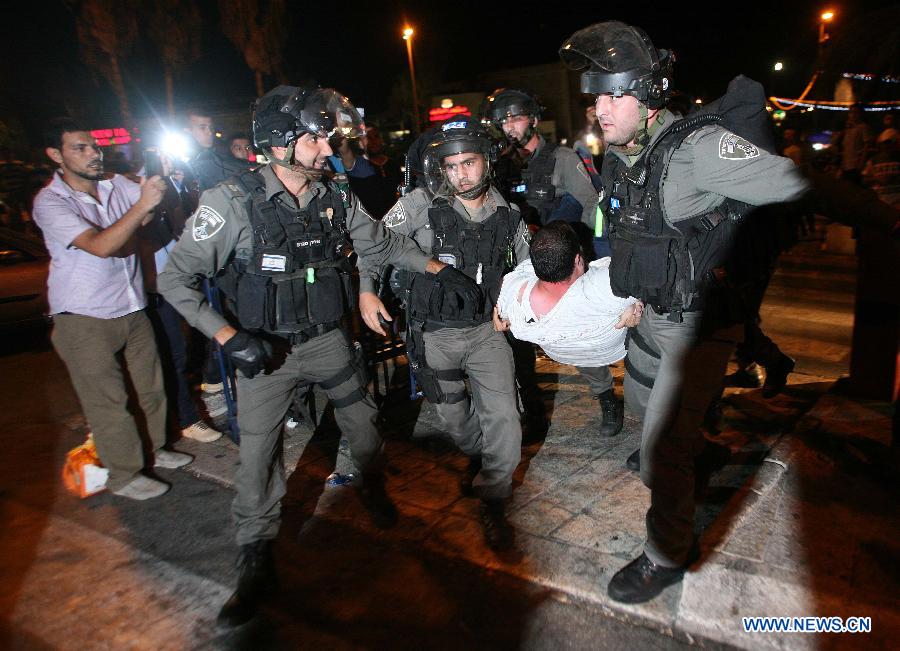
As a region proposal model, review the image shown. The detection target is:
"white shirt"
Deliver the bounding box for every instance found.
[497,258,636,367]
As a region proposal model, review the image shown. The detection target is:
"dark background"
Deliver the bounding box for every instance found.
[0,0,897,150]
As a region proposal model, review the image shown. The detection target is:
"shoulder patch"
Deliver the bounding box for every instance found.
[718,133,760,160]
[576,161,592,184]
[192,205,226,241]
[383,202,407,228]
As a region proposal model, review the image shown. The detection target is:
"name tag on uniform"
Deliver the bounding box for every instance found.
[261,254,287,272]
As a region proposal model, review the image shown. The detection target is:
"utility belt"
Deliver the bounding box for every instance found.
[269,320,342,346]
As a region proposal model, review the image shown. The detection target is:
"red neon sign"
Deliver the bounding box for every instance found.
[428,106,471,122]
[91,127,132,146]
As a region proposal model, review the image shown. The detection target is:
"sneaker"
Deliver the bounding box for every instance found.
[182,420,223,443]
[112,475,169,500]
[154,449,194,469]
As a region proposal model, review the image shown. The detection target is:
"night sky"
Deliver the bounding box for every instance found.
[1,0,897,149]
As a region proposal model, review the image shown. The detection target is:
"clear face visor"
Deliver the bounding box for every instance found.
[281,88,365,140]
[422,139,490,195]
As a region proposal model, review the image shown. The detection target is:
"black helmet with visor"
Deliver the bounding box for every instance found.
[481,88,542,124]
[252,86,364,150]
[422,116,497,197]
[559,21,673,109]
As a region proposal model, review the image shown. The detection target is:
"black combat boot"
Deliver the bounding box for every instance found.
[459,456,482,497]
[596,389,624,437]
[762,354,795,398]
[694,440,731,498]
[217,540,277,628]
[607,553,686,604]
[726,362,764,388]
[625,448,641,472]
[479,499,514,551]
[358,473,398,529]
[520,388,549,444]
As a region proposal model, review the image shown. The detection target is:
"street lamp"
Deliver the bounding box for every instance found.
[818,9,835,45]
[774,61,784,72]
[402,26,421,133]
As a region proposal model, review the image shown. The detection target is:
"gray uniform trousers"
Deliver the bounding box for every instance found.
[575,365,613,396]
[623,306,740,567]
[423,321,522,500]
[51,311,167,491]
[232,328,383,546]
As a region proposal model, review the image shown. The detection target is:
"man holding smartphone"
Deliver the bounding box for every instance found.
[33,117,193,500]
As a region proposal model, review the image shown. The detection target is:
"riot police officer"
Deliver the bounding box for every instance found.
[485,88,599,228]
[159,86,480,627]
[560,22,813,603]
[358,117,530,551]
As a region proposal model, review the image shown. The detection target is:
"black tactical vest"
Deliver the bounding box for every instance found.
[500,141,563,226]
[407,197,519,329]
[218,170,355,335]
[600,115,753,322]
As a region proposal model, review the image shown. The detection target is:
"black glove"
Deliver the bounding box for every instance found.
[434,265,483,313]
[222,331,273,379]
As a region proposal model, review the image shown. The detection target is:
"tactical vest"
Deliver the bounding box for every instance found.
[503,142,563,225]
[600,114,753,322]
[218,170,355,336]
[407,197,519,329]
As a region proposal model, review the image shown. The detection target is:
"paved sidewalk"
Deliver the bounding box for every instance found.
[175,353,897,650]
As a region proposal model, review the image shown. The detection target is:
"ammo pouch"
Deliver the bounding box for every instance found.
[272,259,354,332]
[609,230,691,315]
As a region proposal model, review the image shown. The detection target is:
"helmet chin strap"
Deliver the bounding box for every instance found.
[505,118,536,148]
[268,141,325,181]
[441,162,492,200]
[621,102,652,156]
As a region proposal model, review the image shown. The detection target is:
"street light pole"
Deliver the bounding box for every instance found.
[817,9,835,68]
[403,26,421,134]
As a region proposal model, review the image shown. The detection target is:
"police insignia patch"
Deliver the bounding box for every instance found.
[192,206,226,241]
[383,202,406,228]
[718,133,760,160]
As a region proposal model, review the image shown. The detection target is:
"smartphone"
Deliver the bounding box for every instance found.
[143,149,163,178]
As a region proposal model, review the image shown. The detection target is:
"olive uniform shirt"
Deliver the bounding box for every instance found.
[158,164,432,338]
[606,108,810,221]
[357,185,530,293]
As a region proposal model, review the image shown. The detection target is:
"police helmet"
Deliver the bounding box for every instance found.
[422,116,498,195]
[559,21,673,109]
[251,85,364,150]
[481,88,542,125]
